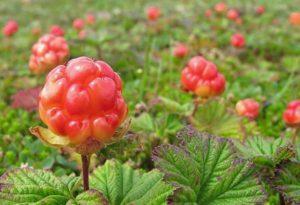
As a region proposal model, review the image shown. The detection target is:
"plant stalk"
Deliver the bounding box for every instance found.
[81,154,90,191]
[292,127,299,144]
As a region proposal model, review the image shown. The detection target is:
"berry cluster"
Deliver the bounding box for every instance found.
[181,56,226,98]
[39,57,128,145]
[29,34,69,74]
[236,99,260,120]
[2,20,18,37]
[283,100,300,127]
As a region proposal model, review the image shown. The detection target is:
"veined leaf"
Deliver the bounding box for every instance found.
[153,127,266,204]
[67,190,108,205]
[90,160,173,205]
[191,100,255,139]
[0,168,79,205]
[234,136,295,167]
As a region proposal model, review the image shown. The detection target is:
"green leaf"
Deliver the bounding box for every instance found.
[274,162,300,204]
[0,168,77,204]
[153,127,266,204]
[131,113,155,133]
[90,160,173,205]
[234,136,295,167]
[158,96,192,115]
[192,100,251,139]
[67,190,108,205]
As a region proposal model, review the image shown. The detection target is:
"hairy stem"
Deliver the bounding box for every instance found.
[292,127,299,144]
[81,154,90,191]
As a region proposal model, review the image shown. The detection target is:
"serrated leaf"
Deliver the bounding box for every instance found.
[60,174,81,195]
[274,162,300,204]
[0,169,73,204]
[30,126,71,148]
[234,136,295,167]
[67,190,108,205]
[153,127,265,204]
[90,160,173,205]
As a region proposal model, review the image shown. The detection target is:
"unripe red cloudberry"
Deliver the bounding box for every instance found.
[50,25,65,36]
[38,57,128,150]
[146,6,161,21]
[2,20,18,37]
[256,6,265,15]
[173,43,188,58]
[214,2,227,14]
[86,13,96,25]
[283,100,300,127]
[236,99,260,120]
[73,18,85,31]
[231,33,245,48]
[181,56,226,98]
[29,34,69,74]
[289,12,300,26]
[227,9,239,20]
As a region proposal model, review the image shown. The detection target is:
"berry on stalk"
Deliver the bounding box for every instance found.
[236,99,260,120]
[173,43,188,58]
[73,18,85,31]
[256,6,265,15]
[227,9,239,20]
[86,13,96,25]
[146,6,161,21]
[29,34,69,74]
[2,20,18,37]
[231,33,245,48]
[50,25,65,36]
[181,56,226,98]
[214,2,227,14]
[283,100,300,127]
[35,56,128,154]
[289,12,300,26]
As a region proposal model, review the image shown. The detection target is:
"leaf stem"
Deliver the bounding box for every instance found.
[81,154,90,191]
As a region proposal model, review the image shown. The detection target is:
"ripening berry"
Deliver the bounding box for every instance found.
[256,6,265,15]
[2,20,18,37]
[78,30,87,39]
[214,2,227,14]
[50,25,65,36]
[39,57,128,145]
[283,100,300,127]
[86,13,96,25]
[73,18,85,31]
[173,43,188,58]
[181,56,226,98]
[227,9,239,20]
[236,99,260,120]
[29,34,70,74]
[205,9,213,18]
[146,6,161,21]
[289,12,300,26]
[231,33,245,48]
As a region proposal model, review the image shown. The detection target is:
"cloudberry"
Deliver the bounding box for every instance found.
[29,34,69,74]
[236,99,260,120]
[181,56,226,98]
[283,100,300,127]
[38,57,128,149]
